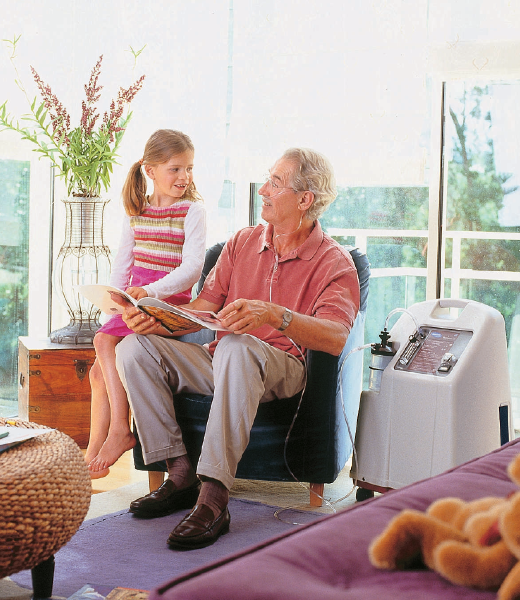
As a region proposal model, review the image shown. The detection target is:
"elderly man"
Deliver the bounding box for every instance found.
[115,147,360,549]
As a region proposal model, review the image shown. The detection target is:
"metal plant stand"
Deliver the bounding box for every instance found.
[50,196,111,344]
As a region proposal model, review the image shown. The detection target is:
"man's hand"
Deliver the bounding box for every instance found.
[217,299,277,334]
[217,297,349,355]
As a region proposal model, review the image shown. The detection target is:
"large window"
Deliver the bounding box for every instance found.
[0,160,29,417]
[322,186,430,369]
[310,81,520,427]
[443,81,520,428]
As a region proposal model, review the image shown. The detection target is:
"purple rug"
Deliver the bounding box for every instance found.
[12,498,323,598]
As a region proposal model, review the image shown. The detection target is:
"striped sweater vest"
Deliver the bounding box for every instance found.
[130,200,192,272]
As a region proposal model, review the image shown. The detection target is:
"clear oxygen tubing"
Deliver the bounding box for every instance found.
[347,307,421,488]
[269,245,366,522]
[275,306,420,523]
[335,342,373,503]
[273,338,313,523]
[267,252,394,521]
[384,307,420,337]
[268,252,324,522]
[274,341,371,524]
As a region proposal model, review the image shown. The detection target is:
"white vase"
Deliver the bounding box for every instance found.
[50,196,111,344]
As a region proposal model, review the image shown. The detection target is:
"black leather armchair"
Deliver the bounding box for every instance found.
[133,242,370,505]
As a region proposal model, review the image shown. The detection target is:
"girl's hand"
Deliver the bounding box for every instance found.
[123,305,164,335]
[111,294,161,334]
[125,286,148,301]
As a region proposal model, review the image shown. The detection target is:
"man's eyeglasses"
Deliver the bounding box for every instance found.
[263,176,297,194]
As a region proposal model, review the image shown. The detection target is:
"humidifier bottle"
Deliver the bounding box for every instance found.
[368,329,395,392]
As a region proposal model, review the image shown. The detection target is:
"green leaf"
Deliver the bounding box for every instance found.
[35,103,45,119]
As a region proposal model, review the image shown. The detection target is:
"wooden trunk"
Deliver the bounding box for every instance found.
[18,336,95,449]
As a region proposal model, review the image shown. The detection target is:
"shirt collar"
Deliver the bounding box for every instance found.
[258,221,324,260]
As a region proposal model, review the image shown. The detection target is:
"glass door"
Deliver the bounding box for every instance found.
[0,160,30,417]
[442,81,520,430]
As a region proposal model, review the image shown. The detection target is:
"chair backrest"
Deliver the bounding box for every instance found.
[196,241,226,295]
[345,245,370,313]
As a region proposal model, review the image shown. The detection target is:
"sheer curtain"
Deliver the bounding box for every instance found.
[227,0,431,219]
[428,0,520,80]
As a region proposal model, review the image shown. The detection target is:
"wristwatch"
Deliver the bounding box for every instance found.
[278,308,293,331]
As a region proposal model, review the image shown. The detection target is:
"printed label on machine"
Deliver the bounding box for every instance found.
[394,327,473,376]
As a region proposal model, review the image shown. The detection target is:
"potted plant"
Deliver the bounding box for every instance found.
[0,37,145,343]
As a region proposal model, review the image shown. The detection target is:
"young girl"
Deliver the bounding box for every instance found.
[85,129,207,478]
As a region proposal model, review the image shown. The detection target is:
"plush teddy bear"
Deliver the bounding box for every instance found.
[368,452,520,600]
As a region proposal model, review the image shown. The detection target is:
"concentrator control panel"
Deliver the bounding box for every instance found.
[394,327,473,376]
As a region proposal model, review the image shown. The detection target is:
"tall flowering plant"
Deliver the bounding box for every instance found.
[0,41,145,197]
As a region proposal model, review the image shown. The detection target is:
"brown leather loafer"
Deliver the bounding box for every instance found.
[167,504,230,549]
[129,479,200,518]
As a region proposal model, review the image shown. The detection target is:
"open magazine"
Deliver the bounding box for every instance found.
[66,583,148,599]
[0,425,52,454]
[76,284,229,333]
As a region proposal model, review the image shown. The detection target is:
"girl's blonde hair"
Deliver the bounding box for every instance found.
[122,129,203,216]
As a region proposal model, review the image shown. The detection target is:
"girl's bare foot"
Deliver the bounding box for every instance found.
[84,443,104,467]
[89,465,110,479]
[88,430,136,472]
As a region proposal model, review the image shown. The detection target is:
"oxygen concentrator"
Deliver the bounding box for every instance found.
[351,298,513,497]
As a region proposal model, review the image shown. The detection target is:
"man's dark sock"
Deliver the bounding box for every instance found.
[198,478,229,518]
[165,454,197,489]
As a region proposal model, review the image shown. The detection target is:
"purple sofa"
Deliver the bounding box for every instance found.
[149,437,520,600]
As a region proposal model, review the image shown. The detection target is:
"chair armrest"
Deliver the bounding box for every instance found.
[296,309,366,481]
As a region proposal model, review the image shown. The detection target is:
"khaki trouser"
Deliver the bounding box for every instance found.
[116,333,306,490]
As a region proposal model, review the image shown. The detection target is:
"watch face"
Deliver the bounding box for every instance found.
[279,308,293,331]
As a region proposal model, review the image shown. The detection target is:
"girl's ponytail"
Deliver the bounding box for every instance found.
[122,161,147,216]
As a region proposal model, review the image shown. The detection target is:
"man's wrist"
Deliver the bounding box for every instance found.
[277,307,293,331]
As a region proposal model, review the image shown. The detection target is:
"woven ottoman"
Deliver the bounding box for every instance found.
[0,418,91,599]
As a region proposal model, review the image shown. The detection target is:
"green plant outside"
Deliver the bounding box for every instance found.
[0,160,29,412]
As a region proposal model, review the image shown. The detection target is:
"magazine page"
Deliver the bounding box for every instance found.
[139,298,229,332]
[76,285,230,332]
[0,425,53,454]
[76,285,136,315]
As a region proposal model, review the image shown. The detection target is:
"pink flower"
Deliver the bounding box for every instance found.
[84,55,103,104]
[30,66,71,145]
[102,74,145,141]
[30,56,145,145]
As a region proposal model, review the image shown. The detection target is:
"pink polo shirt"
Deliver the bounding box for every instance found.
[199,222,360,359]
